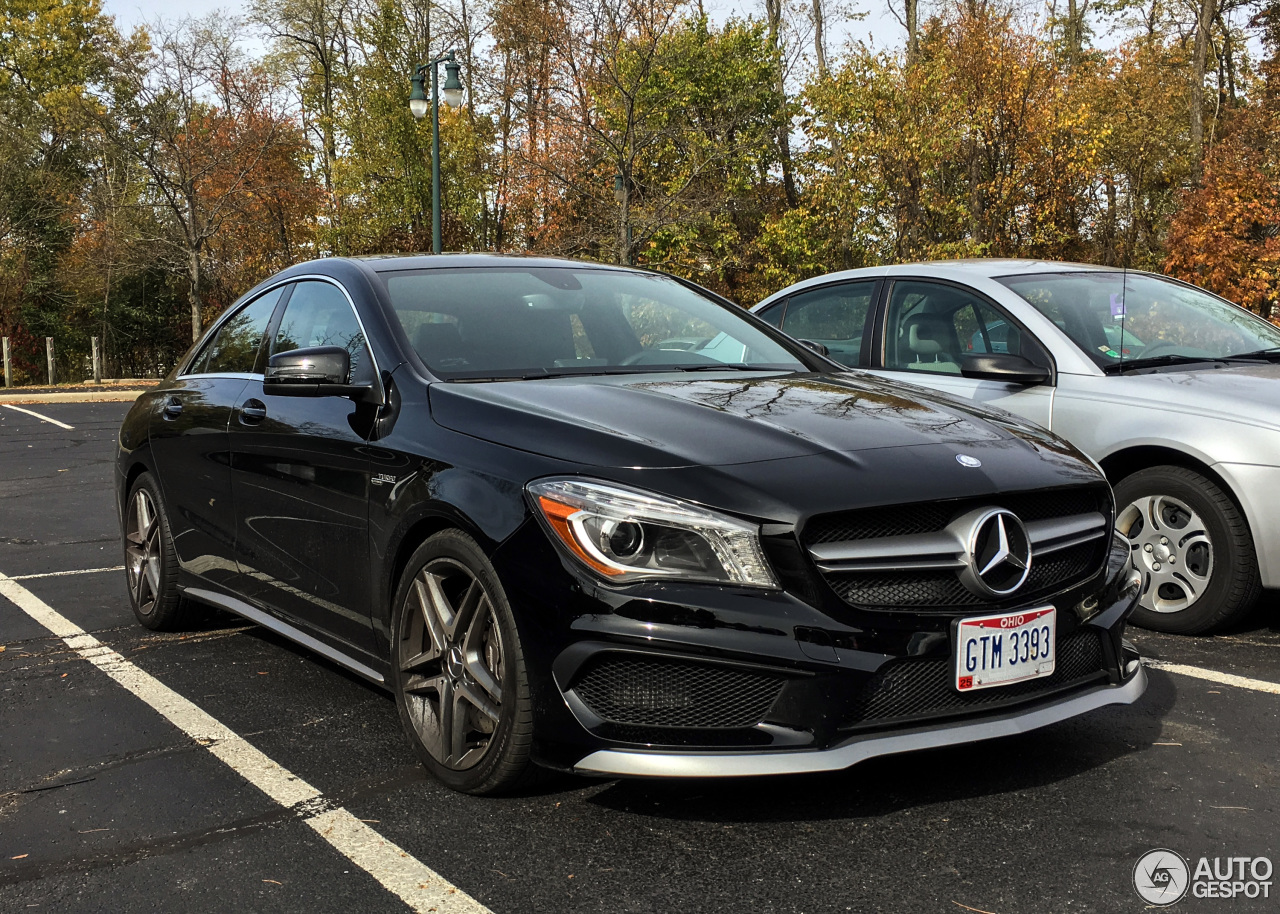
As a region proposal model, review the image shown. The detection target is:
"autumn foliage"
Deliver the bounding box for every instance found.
[2,0,1279,380]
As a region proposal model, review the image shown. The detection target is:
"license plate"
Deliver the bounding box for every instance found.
[955,607,1056,692]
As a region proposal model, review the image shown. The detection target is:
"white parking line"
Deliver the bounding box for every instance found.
[1144,658,1280,695]
[10,566,124,580]
[0,571,492,914]
[1,403,75,430]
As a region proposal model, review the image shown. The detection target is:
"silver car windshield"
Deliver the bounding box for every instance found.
[997,271,1280,370]
[379,266,806,379]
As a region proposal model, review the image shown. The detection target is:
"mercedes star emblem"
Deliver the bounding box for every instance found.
[960,508,1032,597]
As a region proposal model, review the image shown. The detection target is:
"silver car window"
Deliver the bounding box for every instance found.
[998,271,1280,368]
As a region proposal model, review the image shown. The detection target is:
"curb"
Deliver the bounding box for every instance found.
[0,389,150,405]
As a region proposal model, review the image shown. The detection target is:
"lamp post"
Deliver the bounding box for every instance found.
[410,51,464,254]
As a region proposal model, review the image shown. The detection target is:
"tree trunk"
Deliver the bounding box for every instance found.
[905,0,919,62]
[1064,0,1084,69]
[765,0,797,207]
[1190,0,1216,182]
[188,246,203,342]
[812,0,828,78]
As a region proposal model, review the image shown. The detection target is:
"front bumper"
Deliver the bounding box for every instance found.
[495,517,1145,776]
[574,658,1146,777]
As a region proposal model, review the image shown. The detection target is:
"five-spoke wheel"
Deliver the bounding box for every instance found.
[122,472,186,630]
[1114,466,1260,634]
[391,530,534,794]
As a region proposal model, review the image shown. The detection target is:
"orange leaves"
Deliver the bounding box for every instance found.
[1167,103,1280,317]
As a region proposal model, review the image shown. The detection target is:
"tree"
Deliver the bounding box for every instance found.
[1166,3,1280,314]
[0,0,123,378]
[110,16,314,340]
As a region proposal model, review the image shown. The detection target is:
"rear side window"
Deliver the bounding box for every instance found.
[194,287,283,375]
[272,280,375,384]
[780,282,875,366]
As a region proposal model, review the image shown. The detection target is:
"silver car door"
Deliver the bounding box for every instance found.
[866,278,1055,429]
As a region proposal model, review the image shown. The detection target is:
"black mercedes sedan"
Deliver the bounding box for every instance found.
[116,254,1146,794]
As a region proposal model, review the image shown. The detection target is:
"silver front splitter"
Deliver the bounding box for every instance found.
[573,662,1147,778]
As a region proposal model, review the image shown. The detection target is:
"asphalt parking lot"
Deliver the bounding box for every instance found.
[1,400,1277,913]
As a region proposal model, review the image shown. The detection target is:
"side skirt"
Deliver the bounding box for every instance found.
[184,586,387,687]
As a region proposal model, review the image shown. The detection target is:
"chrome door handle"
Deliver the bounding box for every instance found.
[162,398,183,418]
[240,400,267,422]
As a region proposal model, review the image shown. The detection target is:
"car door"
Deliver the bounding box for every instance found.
[868,278,1055,428]
[147,288,283,587]
[228,278,381,655]
[756,280,878,367]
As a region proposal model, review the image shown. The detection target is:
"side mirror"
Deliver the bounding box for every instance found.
[265,346,375,400]
[798,339,830,357]
[960,352,1051,385]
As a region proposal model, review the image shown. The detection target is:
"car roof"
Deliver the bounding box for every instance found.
[755,258,1130,306]
[888,258,1119,277]
[336,253,630,273]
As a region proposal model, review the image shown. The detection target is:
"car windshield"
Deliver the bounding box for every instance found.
[997,271,1280,370]
[378,266,806,379]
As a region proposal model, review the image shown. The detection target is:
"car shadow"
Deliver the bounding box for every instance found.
[179,604,1180,812]
[580,671,1176,823]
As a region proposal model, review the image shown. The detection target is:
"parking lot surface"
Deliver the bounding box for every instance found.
[2,401,1277,913]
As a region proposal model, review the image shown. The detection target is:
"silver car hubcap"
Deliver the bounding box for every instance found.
[398,559,505,770]
[125,489,162,615]
[1117,494,1214,614]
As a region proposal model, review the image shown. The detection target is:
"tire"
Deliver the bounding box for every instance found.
[122,471,188,631]
[1114,465,1261,634]
[390,529,535,795]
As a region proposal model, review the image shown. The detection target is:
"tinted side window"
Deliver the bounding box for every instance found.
[757,304,784,329]
[201,287,283,375]
[781,282,875,366]
[272,280,374,383]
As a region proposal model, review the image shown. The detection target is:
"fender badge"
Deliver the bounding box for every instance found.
[956,455,982,468]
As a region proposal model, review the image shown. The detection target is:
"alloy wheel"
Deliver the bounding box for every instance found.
[125,488,163,616]
[1117,494,1214,614]
[398,558,506,770]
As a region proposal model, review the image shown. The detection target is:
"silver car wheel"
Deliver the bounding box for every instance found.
[1117,494,1214,614]
[398,558,505,771]
[125,488,162,616]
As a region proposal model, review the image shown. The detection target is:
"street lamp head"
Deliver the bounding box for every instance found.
[409,71,428,120]
[441,59,464,108]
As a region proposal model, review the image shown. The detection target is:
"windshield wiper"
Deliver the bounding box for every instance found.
[666,363,790,372]
[1218,347,1280,363]
[1105,354,1220,374]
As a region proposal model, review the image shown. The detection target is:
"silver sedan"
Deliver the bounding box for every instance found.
[754,260,1280,634]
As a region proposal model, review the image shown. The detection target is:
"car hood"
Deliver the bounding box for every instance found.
[428,371,1077,470]
[1108,362,1280,431]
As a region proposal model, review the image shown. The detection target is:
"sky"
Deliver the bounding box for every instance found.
[101,0,912,57]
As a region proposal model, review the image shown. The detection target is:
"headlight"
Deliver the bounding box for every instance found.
[528,478,778,588]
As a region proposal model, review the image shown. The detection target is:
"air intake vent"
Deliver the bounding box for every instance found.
[841,629,1107,729]
[570,655,785,730]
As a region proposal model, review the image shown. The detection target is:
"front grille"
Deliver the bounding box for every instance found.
[840,629,1107,730]
[1023,541,1098,593]
[804,485,1110,612]
[804,488,1108,545]
[826,540,1100,610]
[571,654,785,729]
[828,570,985,608]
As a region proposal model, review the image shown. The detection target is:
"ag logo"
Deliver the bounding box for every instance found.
[1134,849,1190,905]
